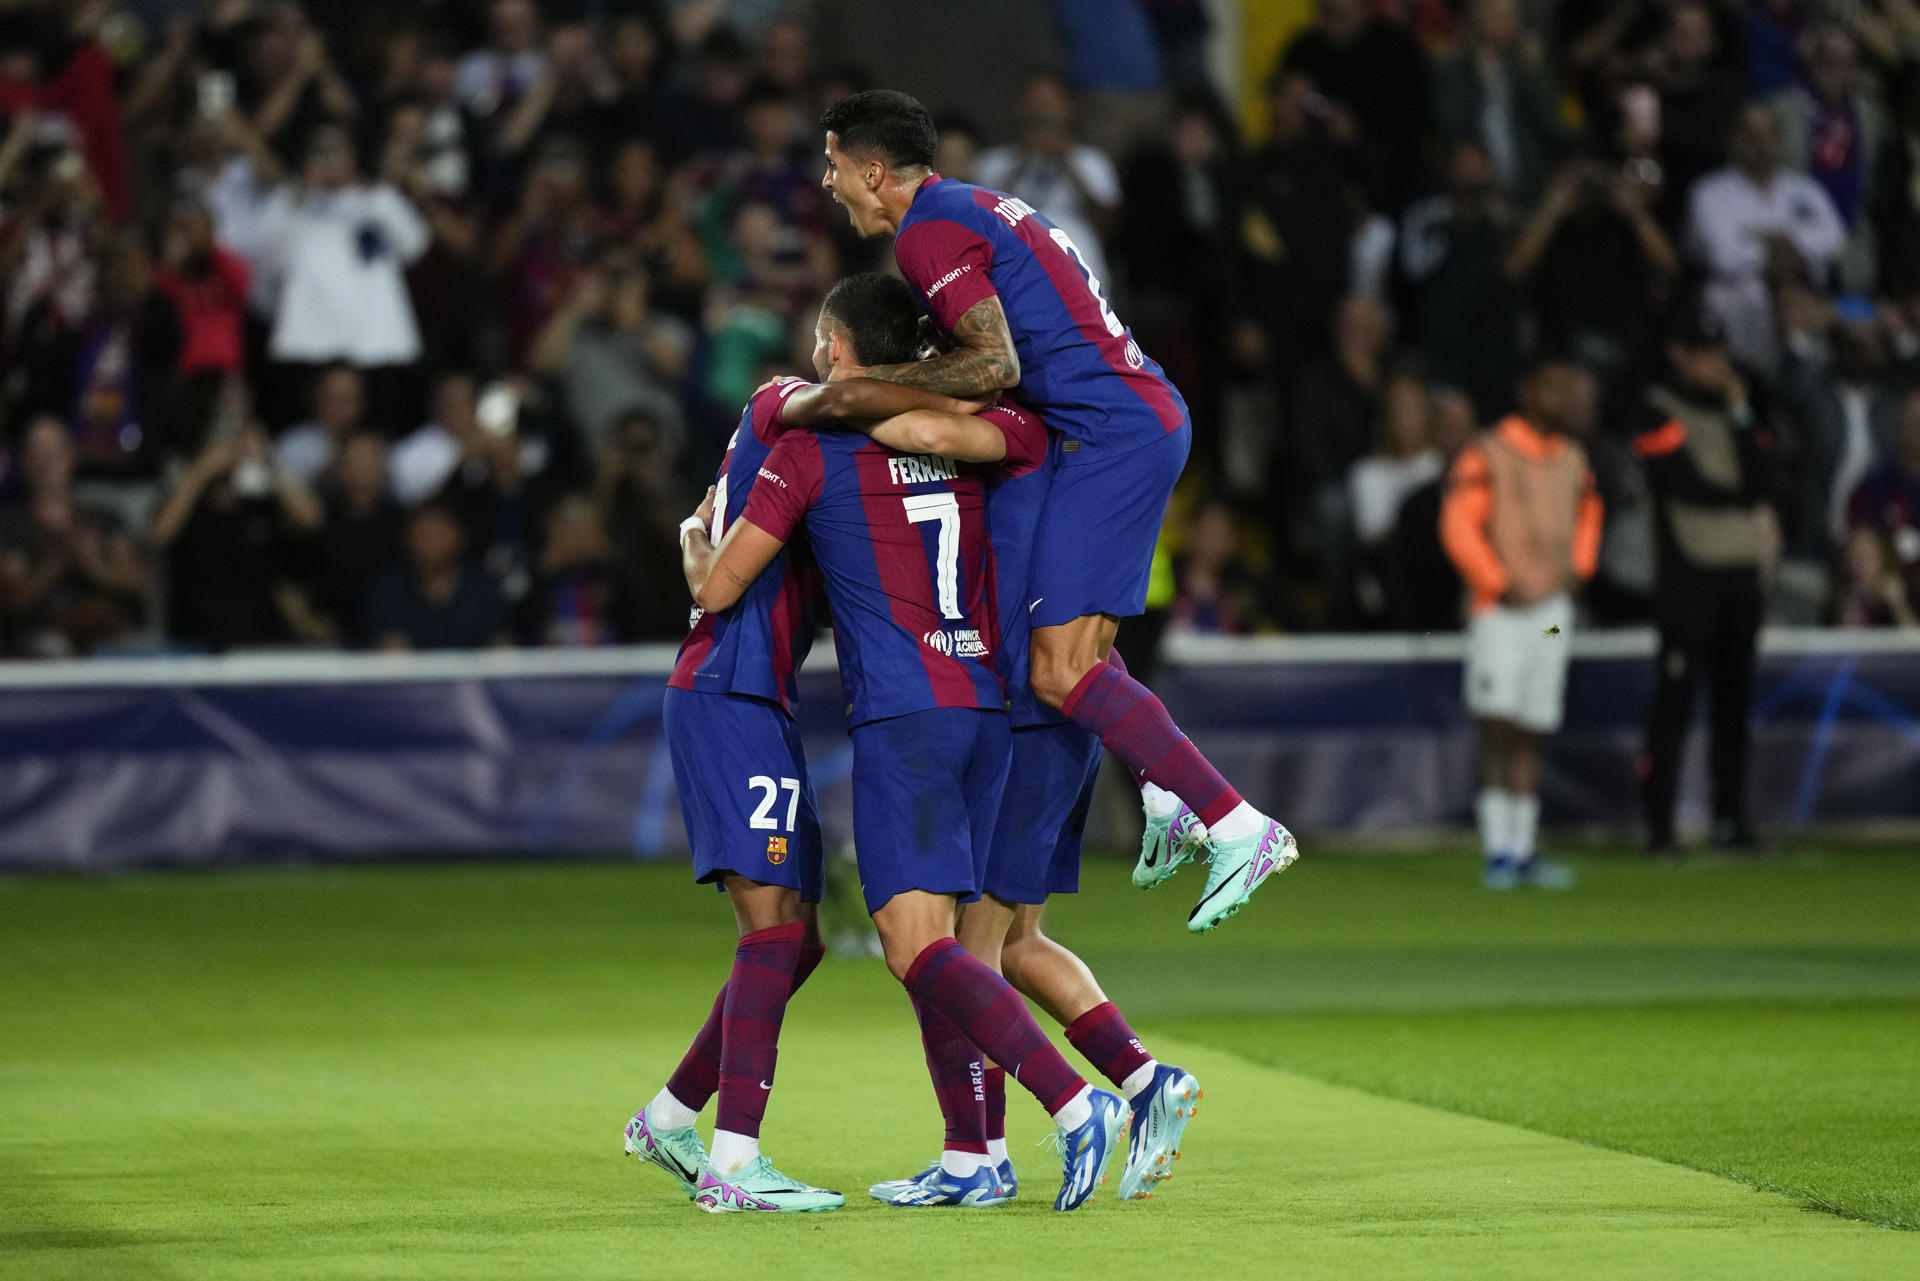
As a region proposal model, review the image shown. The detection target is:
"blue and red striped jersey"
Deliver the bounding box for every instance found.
[743,427,1003,728]
[669,382,818,715]
[893,174,1189,464]
[973,399,1057,728]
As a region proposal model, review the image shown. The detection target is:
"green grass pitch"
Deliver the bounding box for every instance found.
[4,845,1918,1280]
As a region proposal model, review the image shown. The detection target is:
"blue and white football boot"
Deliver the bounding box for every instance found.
[1045,1089,1127,1210]
[869,1159,1014,1207]
[1118,1065,1201,1199]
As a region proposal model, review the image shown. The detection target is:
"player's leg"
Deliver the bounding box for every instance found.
[704,879,804,1178]
[1001,905,1201,1200]
[1505,595,1574,888]
[993,727,1198,1198]
[855,709,1124,1211]
[1467,604,1526,888]
[634,689,839,1213]
[1106,646,1208,891]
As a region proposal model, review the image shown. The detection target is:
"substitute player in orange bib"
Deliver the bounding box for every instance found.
[1440,354,1604,889]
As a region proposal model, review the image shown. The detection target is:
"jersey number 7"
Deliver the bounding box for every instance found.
[902,493,964,621]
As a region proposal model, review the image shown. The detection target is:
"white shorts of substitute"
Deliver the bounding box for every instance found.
[1463,592,1574,734]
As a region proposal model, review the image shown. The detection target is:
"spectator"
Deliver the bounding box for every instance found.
[1645,2,1745,222]
[1846,385,1920,599]
[1278,0,1432,210]
[593,408,701,641]
[1505,155,1680,390]
[1832,523,1919,624]
[150,411,324,652]
[295,429,402,647]
[379,97,484,375]
[1168,499,1280,635]
[238,8,360,166]
[0,415,149,656]
[1385,385,1475,630]
[253,125,430,420]
[454,0,545,114]
[533,492,627,645]
[277,364,369,488]
[154,199,251,380]
[63,236,186,477]
[1119,95,1237,433]
[1440,354,1602,888]
[1633,306,1779,852]
[1350,372,1445,551]
[1432,0,1566,207]
[654,28,751,165]
[976,70,1122,286]
[1873,72,1920,295]
[932,114,984,184]
[1769,25,1885,287]
[2,145,108,414]
[366,500,508,651]
[1401,138,1524,417]
[494,18,620,162]
[1238,68,1359,369]
[488,135,602,364]
[1686,102,1847,371]
[530,248,692,449]
[1776,290,1913,559]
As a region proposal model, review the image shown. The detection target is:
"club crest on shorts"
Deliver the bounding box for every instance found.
[766,835,789,863]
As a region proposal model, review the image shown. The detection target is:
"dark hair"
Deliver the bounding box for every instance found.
[821,273,925,367]
[819,89,937,169]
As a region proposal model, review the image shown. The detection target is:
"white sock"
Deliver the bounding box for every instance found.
[1511,793,1540,861]
[709,1129,758,1175]
[1120,1061,1160,1101]
[1207,801,1263,843]
[1140,781,1181,819]
[1049,1085,1094,1131]
[986,1137,1009,1165]
[1476,789,1513,860]
[941,1149,994,1177]
[648,1086,699,1131]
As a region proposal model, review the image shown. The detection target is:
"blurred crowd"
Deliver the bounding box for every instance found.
[2,0,1919,659]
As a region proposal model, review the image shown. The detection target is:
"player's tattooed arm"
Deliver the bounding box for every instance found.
[682,495,787,613]
[864,410,1007,464]
[778,377,986,428]
[862,297,1020,396]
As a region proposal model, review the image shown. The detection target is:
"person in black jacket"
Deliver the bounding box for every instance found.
[1631,306,1780,852]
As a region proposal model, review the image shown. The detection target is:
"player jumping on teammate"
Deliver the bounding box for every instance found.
[825,275,1203,1206]
[816,90,1295,932]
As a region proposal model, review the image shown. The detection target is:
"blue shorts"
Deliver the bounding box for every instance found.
[1028,423,1190,629]
[850,707,1010,916]
[983,724,1102,905]
[662,686,824,902]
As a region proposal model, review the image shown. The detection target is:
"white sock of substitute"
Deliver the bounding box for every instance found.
[1207,802,1264,843]
[1050,1085,1094,1131]
[648,1086,699,1131]
[1140,781,1182,818]
[941,1149,994,1177]
[1476,789,1512,859]
[1511,793,1541,861]
[986,1137,1009,1165]
[1120,1061,1160,1101]
[709,1129,758,1175]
